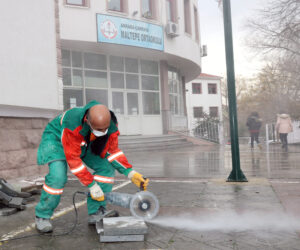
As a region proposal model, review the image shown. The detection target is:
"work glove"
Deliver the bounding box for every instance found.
[89,183,105,201]
[128,170,149,191]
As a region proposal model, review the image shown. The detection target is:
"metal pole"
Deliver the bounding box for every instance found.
[222,0,247,182]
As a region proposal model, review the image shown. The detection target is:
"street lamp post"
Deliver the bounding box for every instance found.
[222,0,247,182]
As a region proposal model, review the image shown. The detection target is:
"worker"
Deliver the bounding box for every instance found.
[35,100,148,233]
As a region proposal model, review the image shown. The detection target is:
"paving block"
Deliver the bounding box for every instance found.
[99,234,144,242]
[96,220,104,234]
[0,207,18,216]
[103,216,148,236]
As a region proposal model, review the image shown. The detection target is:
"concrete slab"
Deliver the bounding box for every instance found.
[103,216,148,236]
[99,234,144,242]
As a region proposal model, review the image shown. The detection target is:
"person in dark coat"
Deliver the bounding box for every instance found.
[246,112,262,149]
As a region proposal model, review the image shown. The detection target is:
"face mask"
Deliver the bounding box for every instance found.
[91,128,108,137]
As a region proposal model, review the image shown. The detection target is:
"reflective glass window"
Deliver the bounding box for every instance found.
[142,92,160,114]
[142,75,159,90]
[125,58,138,73]
[141,60,158,75]
[126,74,139,89]
[63,89,83,109]
[85,71,107,88]
[84,53,107,70]
[110,56,124,72]
[86,89,108,106]
[111,73,124,88]
[72,51,82,68]
[112,92,124,114]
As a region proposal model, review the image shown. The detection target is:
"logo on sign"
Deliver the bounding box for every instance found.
[100,20,118,39]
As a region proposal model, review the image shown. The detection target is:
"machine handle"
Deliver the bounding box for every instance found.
[140,177,148,191]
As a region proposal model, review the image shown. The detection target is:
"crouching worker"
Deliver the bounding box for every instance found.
[35,100,148,233]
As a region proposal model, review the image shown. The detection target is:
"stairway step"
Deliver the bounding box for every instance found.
[119,138,186,146]
[118,134,195,152]
[123,142,194,152]
[118,135,181,142]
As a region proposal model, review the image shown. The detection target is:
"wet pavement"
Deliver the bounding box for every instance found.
[1,143,300,249]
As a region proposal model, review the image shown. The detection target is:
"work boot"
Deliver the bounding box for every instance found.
[88,207,118,225]
[35,216,53,233]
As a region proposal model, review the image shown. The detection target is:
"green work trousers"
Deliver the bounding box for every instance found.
[35,152,115,219]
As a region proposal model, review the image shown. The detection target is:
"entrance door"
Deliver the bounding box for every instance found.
[125,92,141,135]
[111,90,141,135]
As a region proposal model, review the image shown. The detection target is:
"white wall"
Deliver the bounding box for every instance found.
[186,77,223,130]
[0,0,60,114]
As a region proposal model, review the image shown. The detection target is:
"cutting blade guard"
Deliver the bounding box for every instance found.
[129,191,159,220]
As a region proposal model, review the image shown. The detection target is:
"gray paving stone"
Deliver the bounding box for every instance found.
[103,216,148,236]
[99,234,144,242]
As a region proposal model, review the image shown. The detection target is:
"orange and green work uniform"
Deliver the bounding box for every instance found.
[35,100,133,218]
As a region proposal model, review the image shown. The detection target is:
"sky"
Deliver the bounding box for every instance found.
[198,0,267,78]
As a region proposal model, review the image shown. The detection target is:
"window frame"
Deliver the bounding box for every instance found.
[209,107,219,117]
[141,0,157,20]
[184,0,192,34]
[194,5,199,42]
[166,0,178,23]
[208,83,217,94]
[193,106,203,118]
[192,83,202,94]
[107,0,128,14]
[65,0,88,7]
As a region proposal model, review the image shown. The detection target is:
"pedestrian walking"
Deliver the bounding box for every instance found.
[276,112,293,151]
[246,112,262,149]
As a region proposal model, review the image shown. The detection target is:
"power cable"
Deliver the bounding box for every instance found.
[0,191,86,243]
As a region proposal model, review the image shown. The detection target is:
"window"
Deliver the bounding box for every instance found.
[169,69,184,115]
[143,92,160,114]
[141,0,156,19]
[166,0,177,23]
[208,83,217,94]
[141,60,160,114]
[192,83,202,94]
[194,6,199,41]
[209,107,218,117]
[193,107,203,118]
[108,0,126,12]
[184,0,191,34]
[62,50,108,110]
[63,89,83,110]
[66,0,86,6]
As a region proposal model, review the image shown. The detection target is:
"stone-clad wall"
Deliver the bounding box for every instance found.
[0,117,50,180]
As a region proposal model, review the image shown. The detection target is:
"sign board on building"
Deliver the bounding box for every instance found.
[96,14,164,51]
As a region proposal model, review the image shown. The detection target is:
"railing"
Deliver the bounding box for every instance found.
[265,120,300,144]
[193,120,221,143]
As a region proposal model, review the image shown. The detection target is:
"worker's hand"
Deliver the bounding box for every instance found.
[89,183,105,201]
[128,171,149,191]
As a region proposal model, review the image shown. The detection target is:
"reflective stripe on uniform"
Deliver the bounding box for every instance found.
[70,164,86,174]
[114,159,126,169]
[107,151,124,162]
[60,111,67,125]
[43,183,64,195]
[94,175,114,183]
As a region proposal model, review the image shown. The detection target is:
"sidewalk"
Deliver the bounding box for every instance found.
[1,143,300,249]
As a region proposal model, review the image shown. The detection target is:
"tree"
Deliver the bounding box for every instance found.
[246,0,300,58]
[244,0,300,122]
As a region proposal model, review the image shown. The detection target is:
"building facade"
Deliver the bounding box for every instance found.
[59,0,202,135]
[186,73,223,142]
[0,0,202,179]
